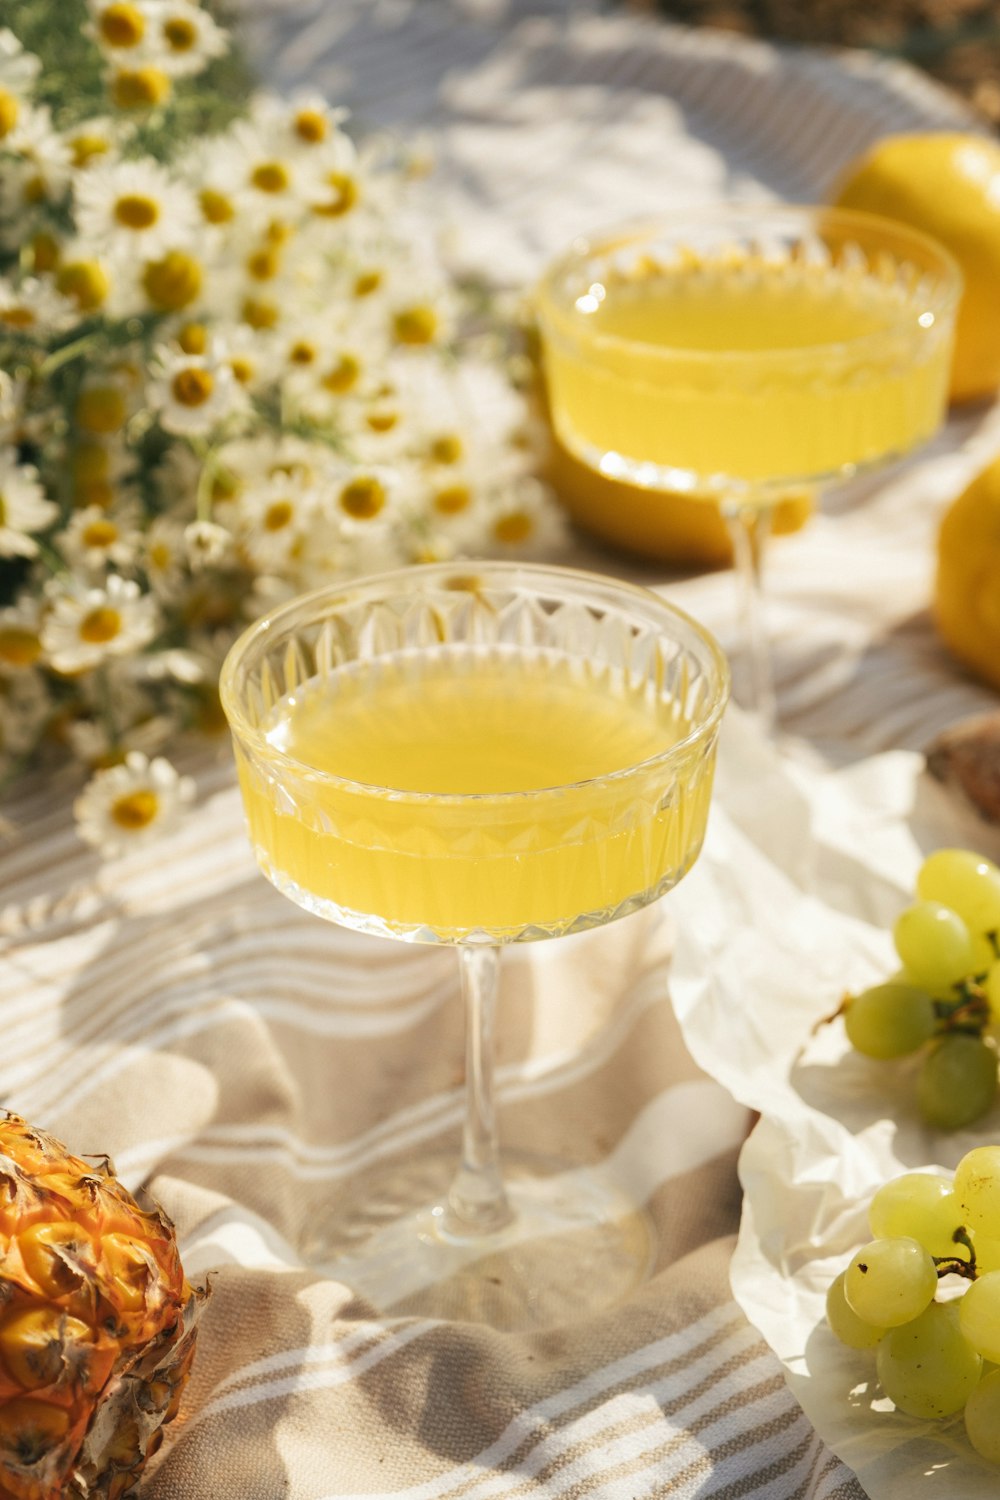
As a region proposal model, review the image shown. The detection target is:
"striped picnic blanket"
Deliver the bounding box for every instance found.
[5,4,999,1497]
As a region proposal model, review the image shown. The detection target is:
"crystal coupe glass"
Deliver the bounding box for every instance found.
[221,561,729,1328]
[536,205,961,726]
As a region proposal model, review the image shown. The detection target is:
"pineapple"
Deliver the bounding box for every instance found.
[0,1112,206,1500]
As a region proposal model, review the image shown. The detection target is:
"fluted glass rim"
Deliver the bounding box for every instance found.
[220,560,730,805]
[535,202,963,367]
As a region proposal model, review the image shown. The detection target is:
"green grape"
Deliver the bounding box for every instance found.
[893,901,974,988]
[955,1146,1000,1239]
[971,932,997,977]
[869,1173,965,1258]
[964,1367,1000,1464]
[916,1034,998,1131]
[972,1233,1000,1273]
[877,1301,982,1418]
[826,1271,885,1349]
[959,1271,1000,1363]
[916,849,1000,936]
[844,983,936,1059]
[844,1237,938,1327]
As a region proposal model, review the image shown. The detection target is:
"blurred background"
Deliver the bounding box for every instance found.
[629,0,1000,123]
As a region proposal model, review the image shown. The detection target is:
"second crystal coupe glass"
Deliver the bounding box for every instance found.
[221,561,729,1328]
[536,205,961,726]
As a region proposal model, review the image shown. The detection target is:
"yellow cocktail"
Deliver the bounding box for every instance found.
[537,207,962,721]
[221,562,729,1326]
[239,645,713,940]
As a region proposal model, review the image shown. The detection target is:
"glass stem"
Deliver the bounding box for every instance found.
[721,499,776,733]
[444,945,513,1238]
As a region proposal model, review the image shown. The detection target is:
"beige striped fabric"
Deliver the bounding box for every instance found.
[4,4,997,1497]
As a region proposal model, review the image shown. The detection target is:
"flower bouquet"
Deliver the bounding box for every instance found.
[0,0,557,856]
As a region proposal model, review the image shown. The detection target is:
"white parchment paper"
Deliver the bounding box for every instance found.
[671,707,1000,1496]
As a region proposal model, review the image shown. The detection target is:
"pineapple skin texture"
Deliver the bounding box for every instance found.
[0,1114,205,1500]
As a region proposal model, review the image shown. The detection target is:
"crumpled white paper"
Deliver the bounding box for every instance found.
[669,706,1000,1496]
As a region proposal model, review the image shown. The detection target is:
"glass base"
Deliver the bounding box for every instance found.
[300,1149,656,1331]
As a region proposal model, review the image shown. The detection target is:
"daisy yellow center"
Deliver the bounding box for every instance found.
[246,247,280,281]
[149,540,173,569]
[178,322,207,355]
[99,3,146,47]
[294,108,327,143]
[229,357,255,385]
[434,484,471,516]
[354,269,382,298]
[163,16,198,51]
[112,66,171,109]
[0,90,19,139]
[265,219,294,245]
[76,388,127,435]
[430,434,463,464]
[82,518,120,549]
[264,500,294,532]
[57,261,110,312]
[70,133,110,167]
[313,171,358,218]
[251,162,290,195]
[200,188,235,224]
[79,607,122,645]
[171,368,214,407]
[0,627,41,669]
[23,176,48,206]
[114,194,160,231]
[321,354,360,393]
[288,340,316,365]
[30,233,60,274]
[366,408,398,433]
[1,306,37,329]
[211,469,240,502]
[339,476,385,520]
[73,443,110,485]
[142,250,202,311]
[76,478,114,509]
[241,297,279,330]
[110,788,159,830]
[493,511,533,545]
[393,304,438,346]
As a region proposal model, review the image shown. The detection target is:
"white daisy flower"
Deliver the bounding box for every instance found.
[303,131,365,223]
[150,1,229,77]
[0,596,44,675]
[42,574,159,674]
[147,345,243,436]
[74,158,199,260]
[57,502,143,575]
[86,1,156,55]
[212,121,307,223]
[483,476,566,557]
[143,514,187,597]
[0,30,41,143]
[236,473,321,571]
[0,276,77,337]
[74,751,195,858]
[250,93,350,159]
[0,454,58,559]
[216,323,279,394]
[62,114,127,171]
[1,105,74,212]
[327,462,407,538]
[184,519,234,572]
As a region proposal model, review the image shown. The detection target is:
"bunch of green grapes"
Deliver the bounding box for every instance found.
[826,1147,1000,1463]
[840,848,1000,1129]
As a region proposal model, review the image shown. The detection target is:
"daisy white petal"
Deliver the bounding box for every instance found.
[74,751,195,858]
[41,575,159,674]
[74,158,199,259]
[0,454,58,559]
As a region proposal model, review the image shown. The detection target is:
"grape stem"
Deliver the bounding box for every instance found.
[934,981,990,1036]
[933,1226,978,1280]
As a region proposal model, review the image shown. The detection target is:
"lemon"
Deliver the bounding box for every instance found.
[934,455,1000,692]
[833,132,1000,404]
[545,431,813,567]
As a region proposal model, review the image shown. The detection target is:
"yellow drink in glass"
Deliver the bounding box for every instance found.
[542,250,954,488]
[537,207,962,724]
[221,563,729,1327]
[239,646,714,939]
